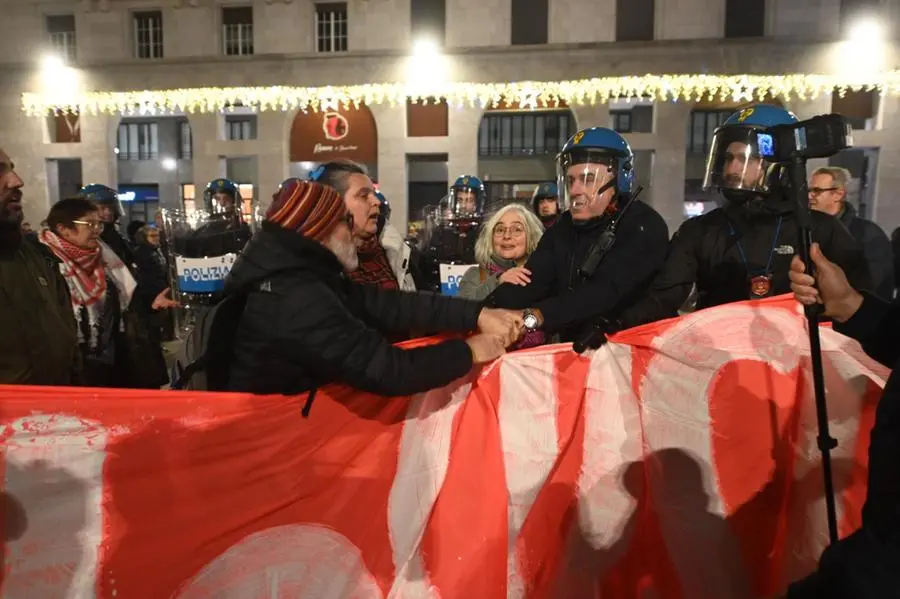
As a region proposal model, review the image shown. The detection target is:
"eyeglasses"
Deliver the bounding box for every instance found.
[808,187,838,196]
[493,225,526,238]
[72,220,103,232]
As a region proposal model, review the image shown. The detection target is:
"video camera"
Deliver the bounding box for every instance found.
[755,113,853,163]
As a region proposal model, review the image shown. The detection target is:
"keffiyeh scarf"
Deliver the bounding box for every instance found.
[39,230,137,351]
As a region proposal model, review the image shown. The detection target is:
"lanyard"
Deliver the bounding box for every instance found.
[729,216,783,275]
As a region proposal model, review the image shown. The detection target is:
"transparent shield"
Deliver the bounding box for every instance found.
[557,157,617,214]
[702,127,776,194]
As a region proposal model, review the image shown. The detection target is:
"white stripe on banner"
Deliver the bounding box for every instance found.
[2,414,108,599]
[641,303,806,598]
[387,382,472,599]
[496,352,560,599]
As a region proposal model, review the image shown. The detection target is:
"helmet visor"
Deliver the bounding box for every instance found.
[204,187,242,217]
[449,187,483,218]
[702,126,777,194]
[557,150,618,213]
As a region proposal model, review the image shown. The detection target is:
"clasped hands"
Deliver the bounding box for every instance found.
[466,307,534,364]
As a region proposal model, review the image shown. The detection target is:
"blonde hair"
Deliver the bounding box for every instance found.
[812,166,851,191]
[474,203,544,267]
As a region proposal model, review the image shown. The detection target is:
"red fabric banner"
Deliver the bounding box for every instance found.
[0,295,887,598]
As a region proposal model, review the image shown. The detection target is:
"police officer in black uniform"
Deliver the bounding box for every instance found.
[618,104,871,329]
[176,178,252,259]
[487,127,670,343]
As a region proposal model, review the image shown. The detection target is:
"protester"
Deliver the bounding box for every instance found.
[78,183,137,266]
[40,198,169,388]
[531,182,560,228]
[487,127,670,343]
[618,104,871,328]
[458,204,547,349]
[786,244,900,598]
[225,179,522,397]
[808,166,894,299]
[0,148,82,385]
[312,161,417,290]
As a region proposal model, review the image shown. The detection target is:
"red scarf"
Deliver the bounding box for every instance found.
[39,230,106,305]
[347,237,399,290]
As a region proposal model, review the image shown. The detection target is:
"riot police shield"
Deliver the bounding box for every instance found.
[160,208,251,337]
[421,198,480,296]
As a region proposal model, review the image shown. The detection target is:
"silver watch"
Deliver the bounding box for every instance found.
[523,309,540,331]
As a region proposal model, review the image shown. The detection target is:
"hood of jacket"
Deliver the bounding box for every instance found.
[225,221,344,293]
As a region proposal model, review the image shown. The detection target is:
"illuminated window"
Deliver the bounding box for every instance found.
[182,183,196,215]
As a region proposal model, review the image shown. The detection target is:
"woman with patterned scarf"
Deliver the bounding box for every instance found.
[458,203,546,349]
[40,198,170,388]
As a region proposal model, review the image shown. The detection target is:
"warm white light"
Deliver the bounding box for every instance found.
[161,157,177,171]
[847,17,883,43]
[412,37,439,58]
[41,54,64,72]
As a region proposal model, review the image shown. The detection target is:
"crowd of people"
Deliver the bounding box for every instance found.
[2,102,900,595]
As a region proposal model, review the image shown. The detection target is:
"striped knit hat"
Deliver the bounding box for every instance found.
[265,179,345,241]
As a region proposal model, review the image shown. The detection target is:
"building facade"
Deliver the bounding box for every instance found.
[0,0,898,236]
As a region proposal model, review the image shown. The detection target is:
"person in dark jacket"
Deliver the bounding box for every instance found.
[78,183,137,268]
[226,179,521,397]
[808,166,894,299]
[486,127,670,343]
[0,148,82,385]
[618,104,871,329]
[786,243,900,599]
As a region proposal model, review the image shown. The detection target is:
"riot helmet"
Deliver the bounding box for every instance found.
[448,175,486,218]
[532,181,559,225]
[79,184,123,224]
[702,104,798,204]
[557,127,634,222]
[203,178,243,219]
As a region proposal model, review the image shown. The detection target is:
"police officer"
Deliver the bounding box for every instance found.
[619,104,871,329]
[487,127,670,342]
[79,183,136,266]
[421,176,486,292]
[180,178,252,258]
[532,182,560,228]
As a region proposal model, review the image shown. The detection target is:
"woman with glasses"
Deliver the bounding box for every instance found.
[38,198,169,388]
[459,203,546,348]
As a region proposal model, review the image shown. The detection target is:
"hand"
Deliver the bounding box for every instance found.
[477,308,524,346]
[152,287,180,311]
[499,266,532,286]
[789,243,862,323]
[465,334,507,364]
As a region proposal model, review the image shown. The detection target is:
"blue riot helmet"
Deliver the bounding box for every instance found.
[374,190,391,237]
[702,104,798,203]
[557,127,634,222]
[448,175,486,218]
[79,183,123,223]
[203,178,242,218]
[532,182,559,223]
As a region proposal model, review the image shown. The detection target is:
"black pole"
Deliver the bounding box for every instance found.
[790,155,839,545]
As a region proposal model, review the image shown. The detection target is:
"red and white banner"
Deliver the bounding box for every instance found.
[0,296,887,598]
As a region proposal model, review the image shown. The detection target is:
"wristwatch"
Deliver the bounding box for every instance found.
[523,309,540,331]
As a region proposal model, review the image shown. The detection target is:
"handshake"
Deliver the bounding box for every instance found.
[465,308,530,364]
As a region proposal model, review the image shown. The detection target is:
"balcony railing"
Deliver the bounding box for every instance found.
[48,31,76,63]
[223,23,253,56]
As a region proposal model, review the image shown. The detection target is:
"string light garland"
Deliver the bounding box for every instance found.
[21,72,900,116]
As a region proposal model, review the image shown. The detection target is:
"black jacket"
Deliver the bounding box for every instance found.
[486,201,670,342]
[225,223,482,396]
[787,293,900,598]
[620,200,872,328]
[839,203,894,300]
[101,223,137,268]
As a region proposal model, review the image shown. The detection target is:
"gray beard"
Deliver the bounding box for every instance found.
[325,234,359,271]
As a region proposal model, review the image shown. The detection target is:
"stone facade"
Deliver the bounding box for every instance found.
[0,0,898,235]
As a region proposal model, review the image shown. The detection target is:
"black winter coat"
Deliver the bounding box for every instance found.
[486,201,670,342]
[225,223,482,396]
[620,199,872,328]
[839,203,894,300]
[787,293,900,598]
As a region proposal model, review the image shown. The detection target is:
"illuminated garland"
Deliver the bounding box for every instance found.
[21,72,900,116]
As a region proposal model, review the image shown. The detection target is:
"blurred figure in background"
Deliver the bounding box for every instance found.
[531,182,560,228]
